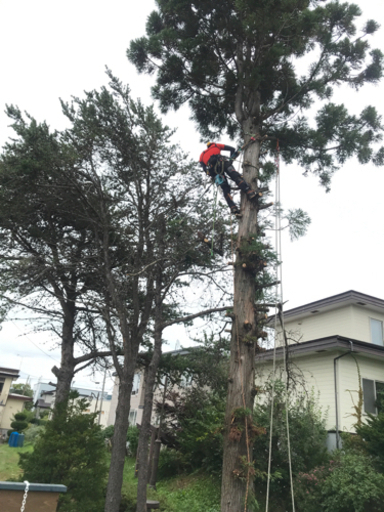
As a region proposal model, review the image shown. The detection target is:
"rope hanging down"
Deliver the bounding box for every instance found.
[265,141,296,512]
[20,481,29,512]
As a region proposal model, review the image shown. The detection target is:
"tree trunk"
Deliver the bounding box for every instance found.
[104,358,136,512]
[51,308,76,411]
[221,131,261,512]
[136,302,163,512]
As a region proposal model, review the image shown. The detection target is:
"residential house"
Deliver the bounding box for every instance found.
[108,349,192,427]
[0,367,32,437]
[35,387,112,427]
[257,290,384,450]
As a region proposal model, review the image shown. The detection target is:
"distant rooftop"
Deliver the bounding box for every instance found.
[0,367,20,379]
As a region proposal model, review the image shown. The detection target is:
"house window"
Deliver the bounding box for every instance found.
[363,378,384,414]
[129,409,137,425]
[370,318,383,346]
[0,378,4,394]
[131,374,141,395]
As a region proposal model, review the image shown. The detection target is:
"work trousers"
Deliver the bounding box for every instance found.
[207,158,250,210]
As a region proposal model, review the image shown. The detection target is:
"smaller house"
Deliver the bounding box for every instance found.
[0,367,32,437]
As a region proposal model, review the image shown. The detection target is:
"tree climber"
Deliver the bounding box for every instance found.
[199,142,258,217]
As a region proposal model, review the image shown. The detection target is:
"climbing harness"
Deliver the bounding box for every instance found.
[20,481,29,512]
[265,141,296,512]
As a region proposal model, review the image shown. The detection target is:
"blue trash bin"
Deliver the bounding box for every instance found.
[17,433,25,447]
[8,431,19,447]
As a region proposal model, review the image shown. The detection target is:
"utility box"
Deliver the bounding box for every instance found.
[0,482,67,512]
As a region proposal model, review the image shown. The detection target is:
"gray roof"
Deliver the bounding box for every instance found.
[256,335,384,362]
[280,290,384,323]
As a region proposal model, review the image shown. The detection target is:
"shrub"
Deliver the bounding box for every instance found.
[295,453,384,512]
[19,398,107,512]
[24,424,45,444]
[253,382,328,509]
[158,388,225,475]
[11,412,28,432]
[102,425,114,440]
[126,426,139,457]
[355,411,384,472]
[157,448,187,480]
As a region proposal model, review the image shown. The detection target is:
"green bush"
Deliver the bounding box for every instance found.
[19,398,107,512]
[253,382,328,509]
[102,425,114,440]
[157,448,187,480]
[10,412,29,433]
[126,425,139,457]
[295,453,384,512]
[158,388,225,476]
[24,424,45,444]
[356,411,384,472]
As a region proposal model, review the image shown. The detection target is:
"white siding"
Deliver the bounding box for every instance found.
[256,352,336,430]
[338,355,384,432]
[256,351,384,433]
[281,305,384,345]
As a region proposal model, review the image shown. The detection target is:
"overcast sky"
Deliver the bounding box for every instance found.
[0,0,383,391]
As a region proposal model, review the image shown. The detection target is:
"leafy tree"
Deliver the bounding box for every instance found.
[0,116,113,406]
[19,397,107,512]
[129,2,384,509]
[59,73,231,512]
[10,383,34,410]
[10,383,33,397]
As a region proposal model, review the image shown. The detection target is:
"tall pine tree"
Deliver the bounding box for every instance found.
[128,1,384,510]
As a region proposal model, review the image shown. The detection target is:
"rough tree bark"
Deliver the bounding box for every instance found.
[221,126,263,512]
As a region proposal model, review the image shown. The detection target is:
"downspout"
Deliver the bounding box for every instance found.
[334,339,354,449]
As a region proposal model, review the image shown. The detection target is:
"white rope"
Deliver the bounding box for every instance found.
[265,148,280,512]
[20,481,29,512]
[265,144,295,512]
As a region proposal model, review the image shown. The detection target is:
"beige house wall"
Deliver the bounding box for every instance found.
[338,354,384,432]
[256,350,384,433]
[281,305,384,346]
[256,352,336,430]
[1,398,26,430]
[0,376,15,428]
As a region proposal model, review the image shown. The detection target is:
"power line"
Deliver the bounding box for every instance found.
[10,320,60,364]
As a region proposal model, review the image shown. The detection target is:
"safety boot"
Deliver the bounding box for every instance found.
[230,206,242,218]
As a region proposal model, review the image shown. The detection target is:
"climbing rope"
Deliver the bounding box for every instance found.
[210,183,219,256]
[20,481,29,512]
[265,141,296,512]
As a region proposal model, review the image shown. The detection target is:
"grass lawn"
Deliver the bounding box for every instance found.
[0,444,221,511]
[121,458,221,512]
[0,443,33,481]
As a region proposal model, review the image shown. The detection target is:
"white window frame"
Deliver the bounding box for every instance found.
[369,317,384,346]
[362,378,384,415]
